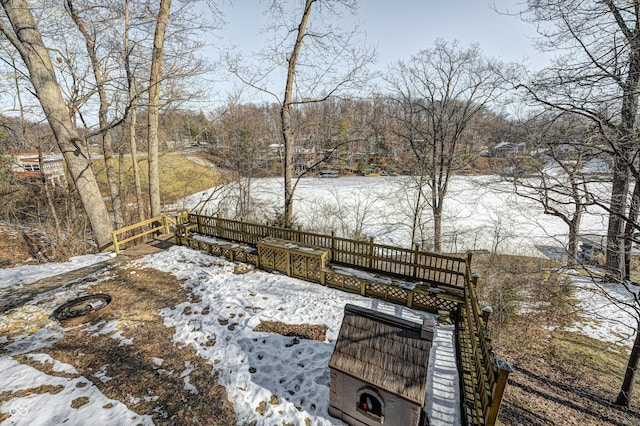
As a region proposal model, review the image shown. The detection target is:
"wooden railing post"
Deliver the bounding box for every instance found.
[481,304,494,326]
[162,215,170,234]
[112,232,120,255]
[486,359,513,425]
[330,231,336,262]
[412,243,419,279]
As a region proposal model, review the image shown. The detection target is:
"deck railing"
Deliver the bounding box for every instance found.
[111,215,170,255]
[173,212,509,426]
[459,267,513,425]
[183,213,467,288]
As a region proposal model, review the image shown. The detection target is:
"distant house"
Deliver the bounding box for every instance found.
[491,141,520,158]
[318,168,339,178]
[328,304,435,426]
[11,153,66,186]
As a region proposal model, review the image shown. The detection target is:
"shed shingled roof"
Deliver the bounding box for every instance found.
[328,304,432,405]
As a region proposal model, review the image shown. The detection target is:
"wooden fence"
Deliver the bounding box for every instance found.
[459,269,513,425]
[173,212,509,426]
[184,213,467,288]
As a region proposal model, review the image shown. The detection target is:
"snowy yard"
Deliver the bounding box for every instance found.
[1,175,638,425]
[0,246,459,425]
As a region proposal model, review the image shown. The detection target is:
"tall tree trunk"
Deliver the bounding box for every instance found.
[432,185,444,253]
[130,106,145,222]
[0,0,114,250]
[281,0,315,228]
[124,0,145,223]
[567,208,582,267]
[433,207,442,253]
[147,0,171,218]
[624,181,640,280]
[606,155,631,280]
[607,42,640,279]
[616,323,640,407]
[411,174,425,248]
[66,0,123,229]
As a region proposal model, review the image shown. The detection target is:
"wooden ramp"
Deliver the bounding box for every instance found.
[121,234,175,258]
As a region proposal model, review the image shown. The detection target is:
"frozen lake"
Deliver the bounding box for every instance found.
[177,175,611,259]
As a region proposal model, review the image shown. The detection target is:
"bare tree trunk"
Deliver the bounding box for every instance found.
[606,157,630,280]
[0,0,114,250]
[281,0,315,228]
[616,324,640,407]
[624,181,640,280]
[432,188,444,253]
[66,0,124,229]
[147,0,171,218]
[411,174,425,247]
[117,134,128,225]
[567,209,582,267]
[130,107,145,222]
[124,0,145,223]
[433,208,442,253]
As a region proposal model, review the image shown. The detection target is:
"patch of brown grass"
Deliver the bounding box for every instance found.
[39,265,235,425]
[0,225,37,267]
[253,321,327,342]
[0,384,65,402]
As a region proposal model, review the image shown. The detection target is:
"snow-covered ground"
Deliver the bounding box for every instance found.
[564,270,639,349]
[0,246,459,425]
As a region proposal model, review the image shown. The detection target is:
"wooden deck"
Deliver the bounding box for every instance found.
[121,234,175,257]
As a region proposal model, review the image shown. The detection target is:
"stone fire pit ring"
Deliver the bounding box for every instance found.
[52,294,113,327]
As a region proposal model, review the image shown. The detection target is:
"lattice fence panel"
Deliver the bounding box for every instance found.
[412,293,439,312]
[386,286,409,304]
[260,247,276,269]
[366,282,387,298]
[291,253,307,277]
[274,250,288,272]
[246,253,258,265]
[343,276,361,292]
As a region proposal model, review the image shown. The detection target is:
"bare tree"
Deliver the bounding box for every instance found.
[387,39,515,252]
[147,0,171,219]
[517,1,640,282]
[228,0,374,227]
[0,0,114,250]
[65,0,125,228]
[514,2,640,405]
[124,0,145,223]
[507,114,603,266]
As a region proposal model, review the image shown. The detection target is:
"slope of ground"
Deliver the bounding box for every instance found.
[474,253,640,425]
[41,264,235,425]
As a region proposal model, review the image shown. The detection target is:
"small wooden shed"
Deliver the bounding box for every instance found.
[328,304,435,426]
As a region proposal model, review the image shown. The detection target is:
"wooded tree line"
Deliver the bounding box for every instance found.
[1,0,640,410]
